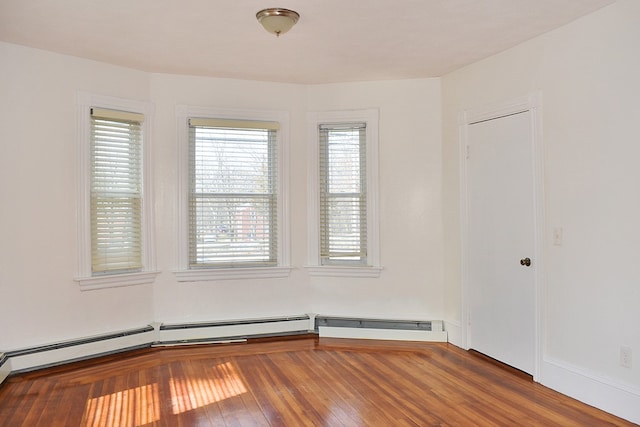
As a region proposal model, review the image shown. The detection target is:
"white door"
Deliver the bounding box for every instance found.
[466,110,536,375]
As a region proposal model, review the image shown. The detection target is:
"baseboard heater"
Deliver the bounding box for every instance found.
[0,316,312,385]
[315,316,447,342]
[4,326,155,375]
[0,353,9,384]
[0,314,445,387]
[155,314,313,346]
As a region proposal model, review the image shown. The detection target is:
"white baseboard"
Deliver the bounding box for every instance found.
[444,320,463,348]
[541,357,640,424]
[319,326,447,342]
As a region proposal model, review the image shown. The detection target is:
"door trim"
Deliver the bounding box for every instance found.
[458,93,544,381]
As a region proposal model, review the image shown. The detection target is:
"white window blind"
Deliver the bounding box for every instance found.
[319,123,367,265]
[90,108,144,275]
[189,118,279,268]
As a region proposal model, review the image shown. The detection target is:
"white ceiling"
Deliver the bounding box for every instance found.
[0,0,615,84]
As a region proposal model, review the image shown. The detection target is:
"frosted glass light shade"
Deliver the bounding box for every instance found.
[256,8,300,37]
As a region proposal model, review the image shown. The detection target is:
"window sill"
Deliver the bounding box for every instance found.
[174,266,292,282]
[305,265,383,278]
[75,271,160,291]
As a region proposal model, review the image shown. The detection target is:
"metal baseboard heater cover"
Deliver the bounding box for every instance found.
[315,316,447,342]
[156,315,313,346]
[5,326,155,374]
[5,326,154,359]
[315,316,434,331]
[0,353,9,385]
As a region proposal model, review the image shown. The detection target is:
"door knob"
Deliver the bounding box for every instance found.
[520,257,531,267]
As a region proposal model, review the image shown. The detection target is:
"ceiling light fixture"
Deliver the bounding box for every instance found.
[256,8,300,37]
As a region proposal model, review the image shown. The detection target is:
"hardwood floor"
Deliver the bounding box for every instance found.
[0,337,634,426]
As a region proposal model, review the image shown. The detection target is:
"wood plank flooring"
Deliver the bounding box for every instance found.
[0,337,634,426]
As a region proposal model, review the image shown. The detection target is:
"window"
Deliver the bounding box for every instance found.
[319,123,367,265]
[175,107,290,281]
[189,119,278,268]
[307,109,381,277]
[76,93,157,290]
[90,108,144,274]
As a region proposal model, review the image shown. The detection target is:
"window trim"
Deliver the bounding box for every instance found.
[175,105,291,282]
[75,92,158,291]
[306,109,382,278]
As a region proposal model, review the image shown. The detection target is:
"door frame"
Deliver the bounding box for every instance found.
[458,93,544,381]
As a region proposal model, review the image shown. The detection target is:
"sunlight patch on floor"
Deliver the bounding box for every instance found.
[82,383,160,427]
[170,361,248,415]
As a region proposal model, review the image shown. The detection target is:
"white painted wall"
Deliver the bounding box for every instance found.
[0,42,155,350]
[442,0,640,420]
[149,76,444,324]
[0,42,444,351]
[149,73,311,323]
[306,80,443,319]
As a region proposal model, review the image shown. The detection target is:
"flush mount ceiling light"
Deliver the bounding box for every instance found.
[256,8,300,37]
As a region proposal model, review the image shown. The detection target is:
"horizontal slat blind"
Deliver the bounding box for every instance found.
[189,119,278,268]
[319,123,367,264]
[90,108,143,274]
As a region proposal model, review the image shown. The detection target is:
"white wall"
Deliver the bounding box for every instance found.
[442,0,640,420]
[0,42,155,350]
[0,42,444,351]
[149,74,311,323]
[306,80,443,319]
[149,76,444,324]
